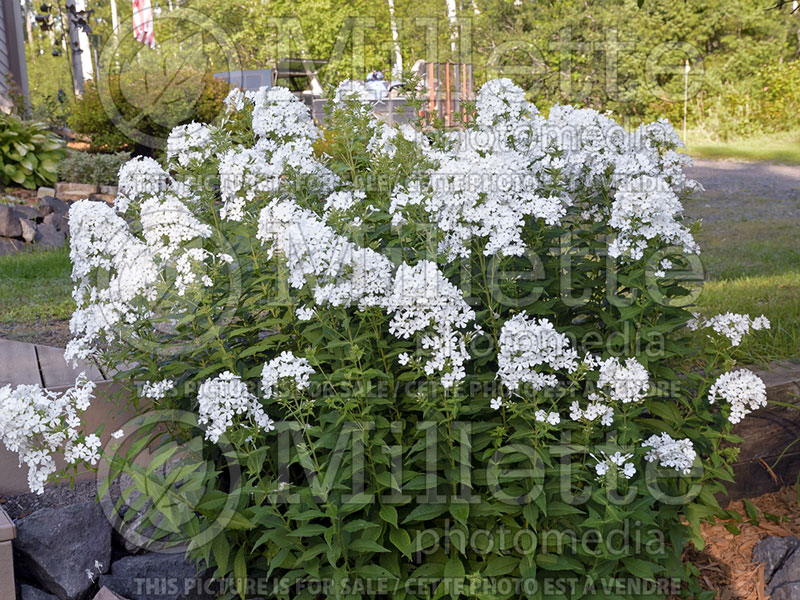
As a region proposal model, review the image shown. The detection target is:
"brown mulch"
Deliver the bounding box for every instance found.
[689,486,800,600]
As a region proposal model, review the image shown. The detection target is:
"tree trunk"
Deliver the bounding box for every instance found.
[445,0,458,54]
[387,0,402,77]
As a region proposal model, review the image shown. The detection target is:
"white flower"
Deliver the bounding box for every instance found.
[111,429,124,439]
[142,380,175,400]
[595,357,650,404]
[261,351,315,399]
[708,369,767,424]
[490,397,504,410]
[0,375,97,494]
[691,312,771,347]
[398,353,411,366]
[496,314,578,392]
[197,372,274,443]
[295,306,314,321]
[642,433,696,474]
[592,451,635,480]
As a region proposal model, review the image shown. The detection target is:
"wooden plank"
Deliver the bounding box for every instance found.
[0,338,42,386]
[724,359,800,499]
[35,343,104,389]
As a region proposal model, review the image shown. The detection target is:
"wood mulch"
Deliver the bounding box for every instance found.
[689,486,800,599]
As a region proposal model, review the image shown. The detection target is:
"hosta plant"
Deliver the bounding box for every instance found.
[0,113,65,189]
[0,80,774,600]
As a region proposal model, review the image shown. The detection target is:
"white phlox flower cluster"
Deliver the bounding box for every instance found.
[67,184,217,361]
[544,105,699,260]
[708,369,767,424]
[569,400,614,427]
[496,313,579,392]
[142,379,175,400]
[217,87,336,222]
[688,312,770,347]
[258,198,394,310]
[385,261,476,387]
[261,351,315,399]
[594,356,650,404]
[166,122,216,168]
[197,371,274,443]
[0,375,98,494]
[592,451,636,480]
[66,201,159,362]
[115,156,170,214]
[642,433,697,474]
[534,409,561,426]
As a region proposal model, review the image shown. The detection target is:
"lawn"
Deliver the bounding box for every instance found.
[0,247,74,347]
[688,212,800,364]
[686,129,800,165]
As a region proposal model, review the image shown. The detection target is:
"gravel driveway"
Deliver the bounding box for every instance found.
[684,158,800,223]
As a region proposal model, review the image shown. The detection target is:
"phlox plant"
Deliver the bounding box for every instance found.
[0,79,775,600]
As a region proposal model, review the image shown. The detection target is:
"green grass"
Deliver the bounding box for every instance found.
[686,129,800,165]
[692,217,800,364]
[0,247,74,323]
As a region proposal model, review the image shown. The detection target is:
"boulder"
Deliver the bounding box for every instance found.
[20,219,37,243]
[13,500,112,600]
[43,213,69,234]
[19,584,60,600]
[0,238,25,255]
[37,187,56,199]
[99,553,208,600]
[0,205,22,238]
[753,536,800,599]
[13,205,39,221]
[33,223,66,249]
[93,586,129,600]
[99,186,119,196]
[753,536,800,580]
[38,196,69,218]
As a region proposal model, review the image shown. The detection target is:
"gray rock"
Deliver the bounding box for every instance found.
[753,536,800,581]
[19,584,61,600]
[13,205,38,221]
[38,196,69,218]
[33,223,66,249]
[43,213,69,234]
[0,205,22,238]
[13,500,112,600]
[20,219,37,243]
[771,583,800,600]
[99,553,207,600]
[0,238,25,255]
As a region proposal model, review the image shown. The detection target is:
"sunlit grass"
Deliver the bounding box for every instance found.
[686,129,800,165]
[0,247,74,323]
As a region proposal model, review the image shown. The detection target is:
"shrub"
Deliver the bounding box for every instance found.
[1,81,775,599]
[69,69,230,153]
[57,149,131,186]
[0,114,65,189]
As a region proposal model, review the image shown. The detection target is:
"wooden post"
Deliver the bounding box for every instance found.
[0,508,15,600]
